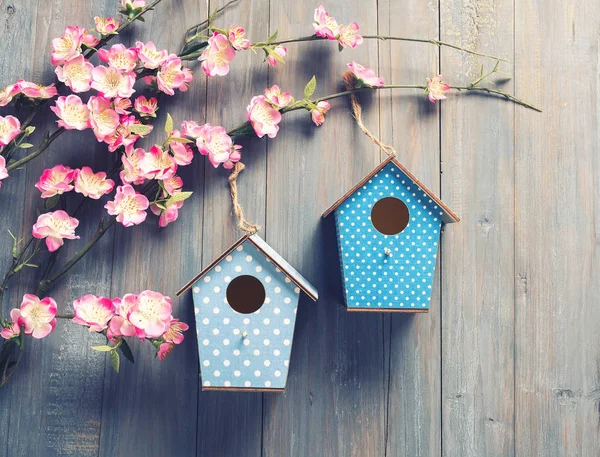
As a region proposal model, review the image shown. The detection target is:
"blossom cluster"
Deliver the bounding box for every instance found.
[313,5,363,49]
[72,290,188,361]
[1,294,57,340]
[199,25,287,77]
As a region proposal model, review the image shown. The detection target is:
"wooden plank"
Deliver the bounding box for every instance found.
[262,2,387,457]
[0,1,40,455]
[195,0,268,456]
[440,0,515,456]
[97,2,208,456]
[0,1,116,456]
[377,1,442,456]
[514,1,600,456]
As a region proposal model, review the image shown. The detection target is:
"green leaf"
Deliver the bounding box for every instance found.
[153,203,167,211]
[110,350,120,373]
[18,143,33,149]
[118,339,135,364]
[304,76,317,99]
[338,43,344,52]
[168,137,193,144]
[24,126,35,136]
[44,194,60,210]
[91,345,114,352]
[128,124,153,136]
[166,191,193,206]
[164,113,173,135]
[267,29,279,43]
[23,263,38,268]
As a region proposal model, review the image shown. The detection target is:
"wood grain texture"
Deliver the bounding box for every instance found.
[440,1,516,456]
[0,0,598,456]
[377,1,442,455]
[514,1,600,456]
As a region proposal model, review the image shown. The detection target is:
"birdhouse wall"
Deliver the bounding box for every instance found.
[334,162,443,311]
[191,240,301,390]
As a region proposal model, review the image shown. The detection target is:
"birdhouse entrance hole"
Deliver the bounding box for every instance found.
[226,275,266,314]
[371,197,410,235]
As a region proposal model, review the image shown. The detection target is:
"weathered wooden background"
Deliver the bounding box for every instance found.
[0,0,598,456]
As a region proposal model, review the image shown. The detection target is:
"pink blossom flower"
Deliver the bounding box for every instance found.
[426,75,451,103]
[223,144,242,169]
[311,100,331,126]
[313,5,339,39]
[120,147,146,185]
[150,192,183,227]
[0,115,21,147]
[139,145,177,180]
[347,62,384,87]
[88,95,120,141]
[338,22,363,48]
[162,318,189,344]
[94,17,120,35]
[199,32,236,77]
[157,342,174,360]
[113,97,132,114]
[0,308,21,340]
[157,56,193,95]
[97,44,138,72]
[264,85,293,108]
[54,55,94,93]
[228,25,250,50]
[0,156,8,187]
[162,175,183,195]
[247,95,281,138]
[91,66,136,99]
[72,294,115,332]
[0,83,20,107]
[142,75,157,86]
[82,31,100,48]
[32,210,80,252]
[74,166,115,199]
[134,96,158,117]
[51,26,84,65]
[195,124,238,167]
[16,80,58,99]
[122,0,146,9]
[105,185,149,227]
[34,164,76,198]
[128,290,172,339]
[104,115,142,152]
[12,295,57,339]
[135,41,169,69]
[107,296,137,339]
[50,95,91,130]
[168,130,193,166]
[181,120,206,139]
[266,46,287,67]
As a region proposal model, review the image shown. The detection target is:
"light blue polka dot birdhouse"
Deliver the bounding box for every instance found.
[177,234,318,392]
[322,156,459,312]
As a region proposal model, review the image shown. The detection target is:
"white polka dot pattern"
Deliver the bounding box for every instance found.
[334,162,442,310]
[192,241,300,389]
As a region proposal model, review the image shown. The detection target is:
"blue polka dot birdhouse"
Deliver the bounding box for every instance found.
[322,155,459,312]
[177,234,318,392]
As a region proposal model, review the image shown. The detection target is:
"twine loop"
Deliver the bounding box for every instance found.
[342,71,396,157]
[228,162,260,235]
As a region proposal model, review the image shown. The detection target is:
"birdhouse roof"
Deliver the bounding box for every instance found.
[322,155,460,223]
[177,234,319,301]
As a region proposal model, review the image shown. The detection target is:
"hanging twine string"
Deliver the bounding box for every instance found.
[342,71,396,157]
[228,162,260,235]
